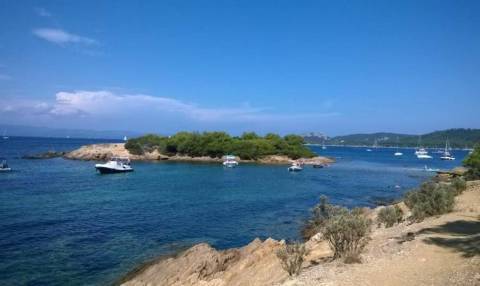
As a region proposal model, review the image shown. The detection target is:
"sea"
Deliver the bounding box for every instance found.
[0,137,469,286]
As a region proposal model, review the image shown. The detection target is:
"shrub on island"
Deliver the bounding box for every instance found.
[125,132,316,160]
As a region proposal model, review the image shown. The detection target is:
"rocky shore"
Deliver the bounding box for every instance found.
[119,181,480,286]
[64,143,335,165]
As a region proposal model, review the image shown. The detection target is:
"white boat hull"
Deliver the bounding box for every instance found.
[417,154,432,159]
[440,156,455,161]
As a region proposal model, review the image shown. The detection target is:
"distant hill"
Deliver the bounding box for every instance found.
[301,132,329,144]
[304,129,480,148]
[0,124,141,140]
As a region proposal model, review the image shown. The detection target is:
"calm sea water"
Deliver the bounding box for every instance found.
[0,137,468,285]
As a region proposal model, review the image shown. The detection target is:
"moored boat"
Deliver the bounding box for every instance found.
[440,140,455,160]
[288,162,303,172]
[222,155,239,168]
[0,159,11,172]
[95,157,133,174]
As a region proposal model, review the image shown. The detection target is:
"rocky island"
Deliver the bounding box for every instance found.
[64,132,335,165]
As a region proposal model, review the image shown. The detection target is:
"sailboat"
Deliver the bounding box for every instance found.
[123,136,128,141]
[321,140,327,150]
[2,130,8,140]
[366,138,376,152]
[394,137,403,156]
[440,140,455,160]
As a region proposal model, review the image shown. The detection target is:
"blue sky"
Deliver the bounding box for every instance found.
[0,0,479,136]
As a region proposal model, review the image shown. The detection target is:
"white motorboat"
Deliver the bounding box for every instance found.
[288,162,303,172]
[0,159,11,172]
[440,140,455,160]
[415,147,432,159]
[95,157,133,174]
[222,155,239,167]
[366,149,372,152]
[417,153,433,159]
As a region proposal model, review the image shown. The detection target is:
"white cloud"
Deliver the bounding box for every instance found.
[49,90,264,120]
[0,74,12,80]
[33,28,97,46]
[0,90,340,132]
[35,7,52,17]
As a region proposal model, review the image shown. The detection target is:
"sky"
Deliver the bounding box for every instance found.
[0,0,479,136]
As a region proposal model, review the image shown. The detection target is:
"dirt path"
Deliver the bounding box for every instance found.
[283,183,480,286]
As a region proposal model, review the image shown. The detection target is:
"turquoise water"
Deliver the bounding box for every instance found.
[0,137,468,285]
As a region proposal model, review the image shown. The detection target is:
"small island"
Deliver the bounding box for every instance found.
[65,132,334,165]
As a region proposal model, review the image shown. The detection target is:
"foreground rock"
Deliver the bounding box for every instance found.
[64,143,334,165]
[120,238,331,286]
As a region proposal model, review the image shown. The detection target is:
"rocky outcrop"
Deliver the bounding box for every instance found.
[64,143,335,165]
[120,238,331,286]
[22,151,67,159]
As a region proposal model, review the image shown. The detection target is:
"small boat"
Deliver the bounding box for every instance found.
[414,136,431,158]
[366,149,372,152]
[2,130,8,140]
[95,157,133,174]
[313,164,324,168]
[123,136,128,141]
[0,159,11,172]
[222,155,239,168]
[288,162,303,172]
[440,140,455,160]
[321,140,327,150]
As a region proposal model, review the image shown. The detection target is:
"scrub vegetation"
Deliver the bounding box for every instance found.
[377,205,404,228]
[125,132,316,160]
[463,144,480,180]
[302,196,372,263]
[276,242,308,276]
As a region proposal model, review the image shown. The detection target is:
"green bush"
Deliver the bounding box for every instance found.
[404,182,455,222]
[463,144,480,180]
[276,242,308,276]
[323,207,372,261]
[301,195,345,240]
[377,205,403,228]
[451,177,467,195]
[124,132,316,160]
[124,140,144,155]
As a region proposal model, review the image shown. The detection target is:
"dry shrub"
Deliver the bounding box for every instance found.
[377,205,404,228]
[404,182,455,222]
[323,207,372,261]
[276,242,308,276]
